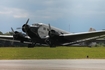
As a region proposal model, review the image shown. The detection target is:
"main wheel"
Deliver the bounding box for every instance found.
[28,44,34,48]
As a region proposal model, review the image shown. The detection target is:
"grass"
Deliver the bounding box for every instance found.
[0,46,105,59]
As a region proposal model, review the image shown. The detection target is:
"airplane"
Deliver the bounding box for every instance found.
[0,19,105,48]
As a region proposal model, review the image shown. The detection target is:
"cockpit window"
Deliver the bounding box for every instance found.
[32,23,41,27]
[61,32,63,34]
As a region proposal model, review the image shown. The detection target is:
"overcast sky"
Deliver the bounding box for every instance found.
[0,0,105,33]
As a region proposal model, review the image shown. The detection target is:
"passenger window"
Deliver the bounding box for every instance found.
[43,27,46,30]
[47,29,49,31]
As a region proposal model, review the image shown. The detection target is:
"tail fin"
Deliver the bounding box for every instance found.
[89,28,96,32]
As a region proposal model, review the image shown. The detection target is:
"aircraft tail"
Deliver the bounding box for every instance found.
[89,28,96,32]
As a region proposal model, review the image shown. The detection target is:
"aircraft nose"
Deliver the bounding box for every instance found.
[22,19,30,33]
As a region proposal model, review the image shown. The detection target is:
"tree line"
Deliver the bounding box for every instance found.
[0,31,13,35]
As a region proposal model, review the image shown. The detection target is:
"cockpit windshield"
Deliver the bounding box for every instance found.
[31,23,43,27]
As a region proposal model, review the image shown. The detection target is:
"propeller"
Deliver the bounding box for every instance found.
[48,24,51,37]
[16,18,30,30]
[47,24,55,47]
[11,27,21,45]
[11,27,26,44]
[46,24,60,47]
[11,27,15,35]
[48,24,58,38]
[16,27,22,29]
[25,18,29,25]
[11,27,15,46]
[22,19,30,34]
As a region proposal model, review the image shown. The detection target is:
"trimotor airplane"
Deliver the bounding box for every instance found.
[0,19,105,48]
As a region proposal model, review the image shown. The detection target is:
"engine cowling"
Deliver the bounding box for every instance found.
[22,24,30,32]
[46,30,60,47]
[13,31,26,43]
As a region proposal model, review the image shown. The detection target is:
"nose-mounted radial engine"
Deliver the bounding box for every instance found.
[22,19,30,33]
[21,19,38,48]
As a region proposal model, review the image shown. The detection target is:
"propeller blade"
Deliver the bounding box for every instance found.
[48,24,52,36]
[11,27,15,34]
[11,27,15,46]
[11,37,14,46]
[26,18,29,25]
[23,19,30,35]
[48,24,51,32]
[17,27,22,29]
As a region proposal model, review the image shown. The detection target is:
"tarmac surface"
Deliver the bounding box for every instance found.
[0,59,105,70]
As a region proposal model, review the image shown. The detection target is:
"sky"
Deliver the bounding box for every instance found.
[0,0,105,33]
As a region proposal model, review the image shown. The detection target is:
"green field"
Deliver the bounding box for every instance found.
[0,46,105,59]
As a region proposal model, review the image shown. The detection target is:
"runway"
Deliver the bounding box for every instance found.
[0,59,105,70]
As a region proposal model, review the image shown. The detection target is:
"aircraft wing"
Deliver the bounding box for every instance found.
[0,35,13,40]
[60,30,105,44]
[0,35,31,43]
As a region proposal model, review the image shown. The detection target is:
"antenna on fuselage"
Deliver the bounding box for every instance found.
[69,24,70,32]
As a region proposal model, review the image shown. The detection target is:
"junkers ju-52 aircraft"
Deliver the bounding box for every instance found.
[0,19,105,48]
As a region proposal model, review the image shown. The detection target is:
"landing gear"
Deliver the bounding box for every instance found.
[20,40,24,43]
[28,44,34,48]
[28,43,36,48]
[45,38,56,48]
[50,44,56,48]
[46,39,56,48]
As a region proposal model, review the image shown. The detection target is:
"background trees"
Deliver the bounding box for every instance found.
[0,31,12,35]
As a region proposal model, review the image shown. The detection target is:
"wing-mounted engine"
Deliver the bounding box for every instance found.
[11,28,30,43]
[45,24,60,47]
